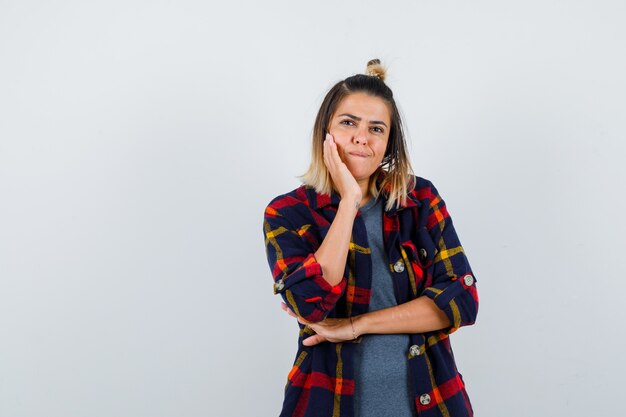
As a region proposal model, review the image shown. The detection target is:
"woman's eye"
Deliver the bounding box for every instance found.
[371,126,384,133]
[340,119,355,126]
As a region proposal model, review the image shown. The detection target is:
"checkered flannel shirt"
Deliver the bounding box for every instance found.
[263,174,479,417]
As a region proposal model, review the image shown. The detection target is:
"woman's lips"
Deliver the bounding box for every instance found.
[348,151,370,158]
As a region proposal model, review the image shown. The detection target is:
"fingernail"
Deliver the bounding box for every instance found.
[325,133,331,141]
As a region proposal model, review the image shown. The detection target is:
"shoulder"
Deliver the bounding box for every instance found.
[264,184,314,220]
[407,175,455,233]
[410,174,435,193]
[407,174,442,206]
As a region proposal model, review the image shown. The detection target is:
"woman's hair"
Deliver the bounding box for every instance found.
[299,59,415,211]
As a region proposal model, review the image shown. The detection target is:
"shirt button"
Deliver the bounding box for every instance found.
[419,393,431,405]
[463,274,474,286]
[275,279,285,292]
[419,248,428,260]
[409,344,421,357]
[393,260,405,273]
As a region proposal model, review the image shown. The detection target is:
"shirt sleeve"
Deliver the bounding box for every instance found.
[263,203,347,323]
[421,182,479,334]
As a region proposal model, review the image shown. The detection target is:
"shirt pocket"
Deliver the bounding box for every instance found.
[410,226,438,269]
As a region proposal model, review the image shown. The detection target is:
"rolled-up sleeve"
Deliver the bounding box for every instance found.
[263,204,346,323]
[421,183,479,334]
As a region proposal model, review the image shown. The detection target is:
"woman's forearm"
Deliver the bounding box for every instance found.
[314,198,359,287]
[353,296,451,335]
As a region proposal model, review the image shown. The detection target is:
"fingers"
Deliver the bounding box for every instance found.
[327,135,344,167]
[281,302,313,325]
[323,133,335,172]
[280,302,298,318]
[323,133,353,198]
[324,133,343,167]
[279,302,329,347]
[324,133,362,204]
[303,334,324,347]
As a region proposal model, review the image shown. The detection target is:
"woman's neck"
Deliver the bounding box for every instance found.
[358,178,372,208]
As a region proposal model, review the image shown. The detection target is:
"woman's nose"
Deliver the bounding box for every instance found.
[353,127,368,145]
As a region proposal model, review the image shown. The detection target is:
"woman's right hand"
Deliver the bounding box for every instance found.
[323,133,362,204]
[312,133,362,286]
[281,302,357,346]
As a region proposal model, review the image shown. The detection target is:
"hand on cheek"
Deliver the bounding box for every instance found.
[323,133,361,202]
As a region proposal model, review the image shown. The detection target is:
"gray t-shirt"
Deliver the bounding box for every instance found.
[352,196,416,417]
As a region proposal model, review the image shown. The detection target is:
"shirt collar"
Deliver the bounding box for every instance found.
[304,171,421,214]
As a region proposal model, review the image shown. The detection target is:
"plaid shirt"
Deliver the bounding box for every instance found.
[263,174,479,417]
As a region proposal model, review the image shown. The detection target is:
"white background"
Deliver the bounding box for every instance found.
[1,1,625,416]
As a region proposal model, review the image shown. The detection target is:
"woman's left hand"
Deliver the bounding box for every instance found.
[280,302,356,346]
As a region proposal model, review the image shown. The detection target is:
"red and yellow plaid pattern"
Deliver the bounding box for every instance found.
[263,174,479,417]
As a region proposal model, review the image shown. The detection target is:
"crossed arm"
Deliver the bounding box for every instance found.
[281,296,451,347]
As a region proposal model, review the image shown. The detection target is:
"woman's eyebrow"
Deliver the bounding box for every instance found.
[337,113,388,128]
[338,113,361,121]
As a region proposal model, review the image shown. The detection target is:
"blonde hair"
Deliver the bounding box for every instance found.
[300,59,415,211]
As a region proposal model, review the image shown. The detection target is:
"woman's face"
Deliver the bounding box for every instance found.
[328,92,391,183]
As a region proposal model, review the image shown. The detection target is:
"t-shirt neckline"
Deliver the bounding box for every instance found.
[360,196,380,213]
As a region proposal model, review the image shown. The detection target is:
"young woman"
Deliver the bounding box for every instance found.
[263,59,479,417]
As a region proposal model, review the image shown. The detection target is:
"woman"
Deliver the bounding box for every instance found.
[263,59,479,417]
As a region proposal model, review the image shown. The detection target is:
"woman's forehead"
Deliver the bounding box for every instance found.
[333,93,391,123]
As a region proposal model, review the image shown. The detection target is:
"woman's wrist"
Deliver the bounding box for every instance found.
[351,314,368,338]
[338,196,361,215]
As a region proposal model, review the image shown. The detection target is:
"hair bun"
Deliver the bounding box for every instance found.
[365,59,386,81]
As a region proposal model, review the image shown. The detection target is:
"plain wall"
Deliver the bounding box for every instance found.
[1,1,625,416]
